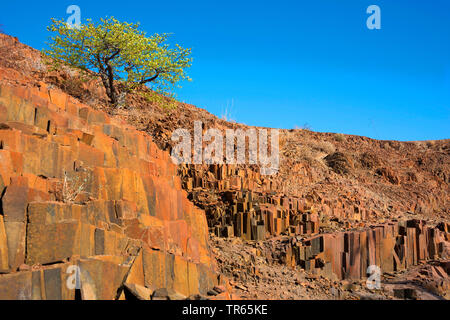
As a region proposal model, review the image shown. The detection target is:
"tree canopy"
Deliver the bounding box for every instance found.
[44,17,192,106]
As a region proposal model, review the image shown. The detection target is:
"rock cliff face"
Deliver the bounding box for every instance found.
[0,83,223,300]
[0,33,449,299]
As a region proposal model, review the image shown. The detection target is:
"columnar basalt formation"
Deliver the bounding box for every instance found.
[179,163,383,242]
[0,33,448,298]
[0,84,226,300]
[288,220,449,280]
[179,164,320,241]
[178,163,449,282]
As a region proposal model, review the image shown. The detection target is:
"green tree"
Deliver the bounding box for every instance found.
[44,17,192,106]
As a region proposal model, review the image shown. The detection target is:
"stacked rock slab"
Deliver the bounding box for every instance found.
[179,165,449,282]
[179,164,320,241]
[179,164,400,242]
[0,84,222,300]
[288,219,449,280]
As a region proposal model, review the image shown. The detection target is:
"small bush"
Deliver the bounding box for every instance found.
[141,90,178,110]
[300,123,312,131]
[61,76,92,101]
[324,152,354,174]
[56,170,90,203]
[359,152,382,169]
[376,167,400,185]
[314,141,336,155]
[334,133,346,142]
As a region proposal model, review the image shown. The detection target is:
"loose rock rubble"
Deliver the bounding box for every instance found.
[211,235,449,300]
[212,235,332,299]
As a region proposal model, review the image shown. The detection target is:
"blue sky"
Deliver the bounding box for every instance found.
[1,0,449,141]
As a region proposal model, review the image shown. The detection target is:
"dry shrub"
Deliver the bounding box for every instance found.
[324,152,354,174]
[140,90,178,111]
[334,133,346,142]
[61,76,92,102]
[360,152,382,169]
[314,141,336,154]
[376,167,400,185]
[281,131,335,168]
[55,169,91,203]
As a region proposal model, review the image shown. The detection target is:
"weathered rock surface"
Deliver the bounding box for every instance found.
[0,33,448,300]
[0,83,222,299]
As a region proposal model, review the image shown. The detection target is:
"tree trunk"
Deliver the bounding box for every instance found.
[99,73,116,105]
[105,62,117,106]
[97,55,117,107]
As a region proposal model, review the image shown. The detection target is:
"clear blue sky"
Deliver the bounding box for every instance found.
[1,0,449,141]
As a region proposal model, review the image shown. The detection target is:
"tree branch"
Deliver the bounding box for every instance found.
[139,70,162,84]
[105,48,120,62]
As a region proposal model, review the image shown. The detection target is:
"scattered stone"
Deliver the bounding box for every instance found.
[393,288,418,300]
[124,283,153,300]
[18,264,31,271]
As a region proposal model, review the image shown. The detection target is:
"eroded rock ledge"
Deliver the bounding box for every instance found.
[0,84,227,300]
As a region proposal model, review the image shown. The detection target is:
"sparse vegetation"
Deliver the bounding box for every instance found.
[376,167,400,184]
[282,130,336,167]
[359,151,382,169]
[60,170,89,203]
[141,90,178,111]
[315,141,336,155]
[334,133,346,142]
[220,107,236,123]
[324,152,354,174]
[60,74,92,101]
[299,123,313,131]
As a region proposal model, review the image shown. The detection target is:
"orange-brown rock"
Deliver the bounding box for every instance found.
[0,33,448,299]
[0,82,220,299]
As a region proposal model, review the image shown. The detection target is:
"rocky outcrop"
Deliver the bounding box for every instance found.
[179,162,449,284]
[179,164,320,241]
[288,219,449,280]
[0,33,448,299]
[0,83,226,300]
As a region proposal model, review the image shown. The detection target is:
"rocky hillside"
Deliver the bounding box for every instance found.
[0,33,449,300]
[0,34,230,299]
